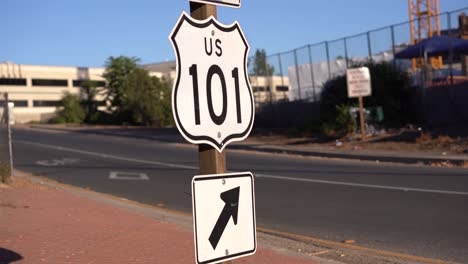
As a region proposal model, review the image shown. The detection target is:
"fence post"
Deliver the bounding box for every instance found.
[307,44,317,102]
[391,25,397,68]
[344,38,349,68]
[293,49,302,100]
[367,31,372,62]
[277,53,286,100]
[325,41,331,80]
[264,54,273,103]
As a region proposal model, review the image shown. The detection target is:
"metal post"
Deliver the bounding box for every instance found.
[367,32,372,63]
[391,26,397,68]
[307,45,317,102]
[263,54,273,103]
[325,41,331,80]
[359,96,366,140]
[343,38,349,68]
[277,54,287,100]
[293,49,302,100]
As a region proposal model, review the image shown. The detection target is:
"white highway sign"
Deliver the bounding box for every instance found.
[188,0,241,8]
[347,67,372,98]
[169,12,254,152]
[192,172,256,264]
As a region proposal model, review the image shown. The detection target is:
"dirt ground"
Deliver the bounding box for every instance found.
[248,125,468,156]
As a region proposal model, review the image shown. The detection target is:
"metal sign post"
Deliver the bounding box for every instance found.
[358,96,366,140]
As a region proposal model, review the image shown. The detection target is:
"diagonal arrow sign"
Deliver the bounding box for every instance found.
[209,186,240,250]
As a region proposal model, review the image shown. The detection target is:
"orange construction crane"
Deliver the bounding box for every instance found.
[408,0,442,71]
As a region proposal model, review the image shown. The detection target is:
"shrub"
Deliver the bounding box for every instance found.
[52,94,85,124]
[321,104,356,137]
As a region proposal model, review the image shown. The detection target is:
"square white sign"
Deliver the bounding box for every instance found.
[192,172,256,264]
[347,67,372,98]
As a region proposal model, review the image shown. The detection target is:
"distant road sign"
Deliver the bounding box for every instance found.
[192,172,256,264]
[169,12,254,152]
[188,0,241,8]
[347,67,372,98]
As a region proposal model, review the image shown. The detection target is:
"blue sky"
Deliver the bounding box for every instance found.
[2,0,466,67]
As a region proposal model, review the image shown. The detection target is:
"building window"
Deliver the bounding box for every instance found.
[11,100,28,107]
[32,79,68,87]
[73,80,106,87]
[253,86,267,92]
[0,100,28,107]
[33,100,60,107]
[276,85,289,92]
[0,78,27,86]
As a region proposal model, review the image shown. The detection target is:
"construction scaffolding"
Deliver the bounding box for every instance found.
[408,0,443,70]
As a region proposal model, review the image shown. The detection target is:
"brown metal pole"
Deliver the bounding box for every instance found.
[358,96,366,140]
[189,2,231,264]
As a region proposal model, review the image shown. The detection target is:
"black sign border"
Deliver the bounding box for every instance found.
[170,12,254,151]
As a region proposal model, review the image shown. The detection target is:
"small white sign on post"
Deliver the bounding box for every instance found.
[188,0,241,8]
[192,172,256,264]
[346,67,372,98]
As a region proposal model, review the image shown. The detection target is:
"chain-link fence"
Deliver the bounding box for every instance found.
[249,7,468,103]
[249,7,468,127]
[0,92,13,183]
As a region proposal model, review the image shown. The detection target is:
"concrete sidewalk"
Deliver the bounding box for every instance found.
[0,173,324,264]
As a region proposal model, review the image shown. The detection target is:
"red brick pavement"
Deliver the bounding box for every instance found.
[0,176,319,264]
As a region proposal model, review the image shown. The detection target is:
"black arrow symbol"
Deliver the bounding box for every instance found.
[209,186,240,250]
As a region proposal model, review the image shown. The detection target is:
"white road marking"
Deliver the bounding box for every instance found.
[17,140,468,196]
[36,158,80,166]
[254,173,468,196]
[18,140,197,170]
[109,171,149,180]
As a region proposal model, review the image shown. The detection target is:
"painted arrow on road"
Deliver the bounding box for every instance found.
[209,186,240,250]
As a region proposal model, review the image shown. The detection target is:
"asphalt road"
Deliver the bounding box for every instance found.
[11,127,468,263]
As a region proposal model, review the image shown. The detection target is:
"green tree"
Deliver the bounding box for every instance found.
[79,80,101,123]
[120,68,173,127]
[252,49,275,76]
[102,56,139,111]
[53,94,85,124]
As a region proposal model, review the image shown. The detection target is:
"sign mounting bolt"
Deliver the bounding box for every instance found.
[222,179,226,185]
